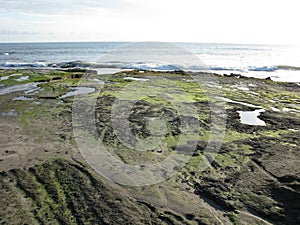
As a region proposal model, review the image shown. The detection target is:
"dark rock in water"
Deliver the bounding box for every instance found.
[58,61,98,70]
[64,68,87,73]
[58,61,78,68]
[224,73,240,78]
[60,68,97,74]
[168,70,186,75]
[223,73,233,78]
[48,63,58,67]
[223,73,249,79]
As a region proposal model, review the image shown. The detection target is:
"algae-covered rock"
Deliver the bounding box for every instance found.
[0,69,299,225]
[0,159,188,225]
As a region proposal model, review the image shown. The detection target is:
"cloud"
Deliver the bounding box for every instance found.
[0,0,299,44]
[0,29,39,35]
[0,0,118,15]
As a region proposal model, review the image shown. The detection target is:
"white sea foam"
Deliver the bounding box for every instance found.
[123,62,182,71]
[4,61,48,67]
[249,66,278,72]
[124,77,149,82]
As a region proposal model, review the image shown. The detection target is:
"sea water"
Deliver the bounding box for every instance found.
[0,42,299,82]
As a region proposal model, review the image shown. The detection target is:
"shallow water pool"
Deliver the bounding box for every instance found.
[0,83,40,95]
[59,87,96,99]
[237,109,266,126]
[13,96,35,101]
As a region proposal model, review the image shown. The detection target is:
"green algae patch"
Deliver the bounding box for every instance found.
[1,158,197,225]
[0,69,70,86]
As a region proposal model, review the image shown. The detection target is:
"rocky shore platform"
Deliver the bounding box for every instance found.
[0,69,299,225]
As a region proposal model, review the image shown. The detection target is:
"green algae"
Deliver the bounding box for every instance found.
[0,69,299,224]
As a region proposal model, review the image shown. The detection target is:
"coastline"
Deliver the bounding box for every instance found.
[1,42,300,83]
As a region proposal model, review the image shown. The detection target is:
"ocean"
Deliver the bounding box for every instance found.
[0,42,300,82]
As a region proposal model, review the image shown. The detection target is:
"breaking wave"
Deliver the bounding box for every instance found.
[1,60,300,74]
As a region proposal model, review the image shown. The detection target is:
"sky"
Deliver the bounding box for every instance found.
[0,0,299,44]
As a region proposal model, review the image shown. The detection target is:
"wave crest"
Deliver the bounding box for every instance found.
[1,60,300,74]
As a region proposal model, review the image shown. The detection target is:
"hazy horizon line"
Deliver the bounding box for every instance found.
[0,40,295,47]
